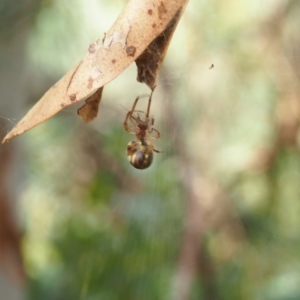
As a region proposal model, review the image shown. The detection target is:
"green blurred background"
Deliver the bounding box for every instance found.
[1,0,300,299]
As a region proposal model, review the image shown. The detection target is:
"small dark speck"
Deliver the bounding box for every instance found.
[87,77,93,89]
[126,46,136,57]
[148,9,153,15]
[152,23,157,28]
[60,102,66,107]
[112,59,116,64]
[70,94,76,101]
[209,64,214,69]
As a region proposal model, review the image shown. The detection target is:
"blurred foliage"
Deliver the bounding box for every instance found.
[3,0,300,299]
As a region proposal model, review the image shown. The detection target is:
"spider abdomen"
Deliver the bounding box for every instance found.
[127,140,153,169]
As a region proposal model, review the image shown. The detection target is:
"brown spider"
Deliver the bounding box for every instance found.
[123,91,162,169]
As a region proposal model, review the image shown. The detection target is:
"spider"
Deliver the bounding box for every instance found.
[123,91,162,169]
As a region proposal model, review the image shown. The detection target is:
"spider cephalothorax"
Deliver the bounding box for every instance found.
[123,92,162,169]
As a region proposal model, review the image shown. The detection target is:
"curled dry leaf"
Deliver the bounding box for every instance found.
[77,87,103,123]
[2,0,188,143]
[136,7,183,89]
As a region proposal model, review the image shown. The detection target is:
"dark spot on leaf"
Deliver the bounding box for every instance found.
[87,77,93,89]
[112,59,116,64]
[152,23,157,28]
[88,43,96,53]
[126,46,136,57]
[148,9,153,15]
[209,64,214,69]
[70,94,76,101]
[60,102,66,107]
[158,2,167,19]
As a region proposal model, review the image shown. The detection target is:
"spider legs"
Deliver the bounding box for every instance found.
[123,91,154,133]
[153,147,163,153]
[145,90,154,119]
[124,94,148,126]
[151,128,162,153]
[123,111,133,133]
[149,127,160,139]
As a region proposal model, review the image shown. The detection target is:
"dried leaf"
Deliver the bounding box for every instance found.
[135,7,184,89]
[2,0,189,143]
[77,87,103,123]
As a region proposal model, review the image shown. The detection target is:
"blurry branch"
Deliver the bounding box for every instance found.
[249,0,300,171]
[159,71,204,300]
[160,67,245,300]
[0,141,26,286]
[0,0,42,289]
[268,0,300,147]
